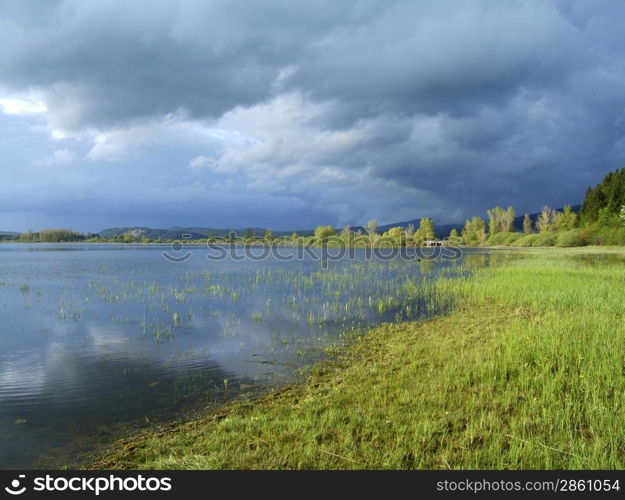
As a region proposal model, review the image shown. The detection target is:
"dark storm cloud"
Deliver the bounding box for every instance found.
[0,0,380,129]
[1,0,625,230]
[0,1,578,125]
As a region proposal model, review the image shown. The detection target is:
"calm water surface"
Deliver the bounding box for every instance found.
[0,243,493,468]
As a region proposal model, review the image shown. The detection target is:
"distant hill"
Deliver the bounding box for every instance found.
[97,206,581,241]
[98,223,464,240]
[97,226,313,240]
[0,231,19,240]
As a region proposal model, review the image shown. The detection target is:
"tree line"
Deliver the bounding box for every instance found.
[310,217,437,246]
[459,205,581,247]
[18,229,87,242]
[307,166,625,248]
[6,166,625,247]
[459,166,625,247]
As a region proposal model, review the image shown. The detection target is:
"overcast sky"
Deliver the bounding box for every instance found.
[1,0,625,232]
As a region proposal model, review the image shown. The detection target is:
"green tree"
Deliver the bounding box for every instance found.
[405,223,415,240]
[365,220,378,238]
[523,214,533,234]
[386,226,405,245]
[19,229,37,242]
[36,229,84,242]
[487,207,505,235]
[263,228,274,240]
[554,205,577,231]
[580,167,625,223]
[536,206,556,233]
[122,231,139,243]
[462,217,487,246]
[314,225,336,240]
[597,206,620,226]
[502,206,515,232]
[415,218,436,242]
[487,206,515,234]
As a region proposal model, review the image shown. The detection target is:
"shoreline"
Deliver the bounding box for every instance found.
[4,241,625,252]
[86,248,625,469]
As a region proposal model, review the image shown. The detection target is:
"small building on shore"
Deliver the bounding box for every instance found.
[423,240,443,247]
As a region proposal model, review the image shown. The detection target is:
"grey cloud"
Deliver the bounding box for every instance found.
[0,0,358,130]
[1,0,582,128]
[1,0,625,230]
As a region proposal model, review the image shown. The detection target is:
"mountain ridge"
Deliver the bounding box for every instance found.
[95,205,580,240]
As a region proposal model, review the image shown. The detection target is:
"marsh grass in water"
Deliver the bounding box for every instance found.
[0,244,477,469]
[90,249,625,469]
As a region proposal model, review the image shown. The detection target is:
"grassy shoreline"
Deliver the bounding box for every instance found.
[88,248,625,469]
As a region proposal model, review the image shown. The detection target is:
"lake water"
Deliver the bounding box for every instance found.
[0,243,487,468]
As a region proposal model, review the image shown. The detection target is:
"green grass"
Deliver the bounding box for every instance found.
[88,248,625,469]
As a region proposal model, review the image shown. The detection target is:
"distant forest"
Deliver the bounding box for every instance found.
[5,166,625,247]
